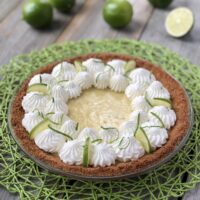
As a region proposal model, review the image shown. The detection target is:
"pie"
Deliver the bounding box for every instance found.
[10,53,190,178]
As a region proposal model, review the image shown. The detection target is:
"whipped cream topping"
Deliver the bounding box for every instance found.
[148,106,176,129]
[112,136,145,162]
[61,81,82,99]
[22,92,50,113]
[44,98,68,115]
[94,71,110,89]
[146,81,170,99]
[51,62,76,81]
[74,71,93,90]
[61,120,79,139]
[78,127,99,141]
[22,111,43,132]
[99,127,119,143]
[131,96,151,112]
[105,59,126,75]
[59,140,84,165]
[125,82,148,100]
[142,125,168,149]
[34,129,65,153]
[82,58,105,74]
[29,73,56,87]
[51,85,69,102]
[119,120,137,136]
[129,68,155,84]
[90,143,116,167]
[110,74,129,92]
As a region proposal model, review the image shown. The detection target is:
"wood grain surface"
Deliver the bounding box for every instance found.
[1,0,200,199]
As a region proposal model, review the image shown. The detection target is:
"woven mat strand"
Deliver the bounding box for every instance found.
[0,40,200,200]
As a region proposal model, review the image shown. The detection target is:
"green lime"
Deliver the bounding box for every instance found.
[102,0,133,29]
[51,0,76,13]
[148,0,173,9]
[165,7,194,38]
[22,0,53,28]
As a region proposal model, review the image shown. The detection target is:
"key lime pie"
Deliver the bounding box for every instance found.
[10,53,190,178]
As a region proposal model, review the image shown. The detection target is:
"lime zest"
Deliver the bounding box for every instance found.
[48,125,73,140]
[39,75,42,84]
[144,92,153,107]
[92,139,103,144]
[75,122,79,131]
[118,137,130,150]
[150,112,165,128]
[133,113,140,136]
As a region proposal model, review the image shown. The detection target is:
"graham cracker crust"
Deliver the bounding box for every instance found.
[10,53,190,177]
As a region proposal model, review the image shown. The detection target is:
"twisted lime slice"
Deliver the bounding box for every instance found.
[165,7,194,37]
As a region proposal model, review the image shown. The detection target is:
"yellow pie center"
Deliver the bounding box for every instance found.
[68,88,132,129]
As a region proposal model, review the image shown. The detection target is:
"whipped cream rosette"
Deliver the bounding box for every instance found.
[21,58,177,167]
[22,92,50,113]
[90,143,117,167]
[105,59,126,75]
[129,68,155,84]
[74,71,93,90]
[59,140,84,165]
[51,61,76,81]
[82,58,105,74]
[112,136,145,162]
[146,81,170,100]
[34,128,65,153]
[94,71,110,89]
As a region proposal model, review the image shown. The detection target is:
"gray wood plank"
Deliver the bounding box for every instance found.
[0,0,84,66]
[140,0,200,65]
[183,183,200,200]
[0,188,18,200]
[0,0,21,22]
[57,0,153,41]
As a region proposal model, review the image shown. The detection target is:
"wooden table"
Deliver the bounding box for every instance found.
[1,0,200,199]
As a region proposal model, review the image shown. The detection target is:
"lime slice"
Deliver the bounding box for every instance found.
[124,60,136,74]
[135,128,152,153]
[27,83,48,94]
[165,7,194,37]
[149,98,172,108]
[30,118,49,139]
[83,137,91,167]
[74,61,86,72]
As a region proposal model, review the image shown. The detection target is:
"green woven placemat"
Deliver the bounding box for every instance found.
[0,39,200,200]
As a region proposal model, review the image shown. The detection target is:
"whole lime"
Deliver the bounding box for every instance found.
[102,0,133,29]
[148,0,173,9]
[22,0,53,28]
[51,0,76,13]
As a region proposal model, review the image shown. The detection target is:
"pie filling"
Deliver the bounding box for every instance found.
[21,58,177,167]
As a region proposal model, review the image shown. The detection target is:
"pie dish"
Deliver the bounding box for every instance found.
[9,53,192,179]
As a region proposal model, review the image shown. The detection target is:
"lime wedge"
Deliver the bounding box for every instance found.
[83,137,91,167]
[30,118,49,139]
[135,128,152,153]
[74,61,86,72]
[124,60,136,74]
[165,7,194,37]
[149,98,172,108]
[27,83,48,94]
